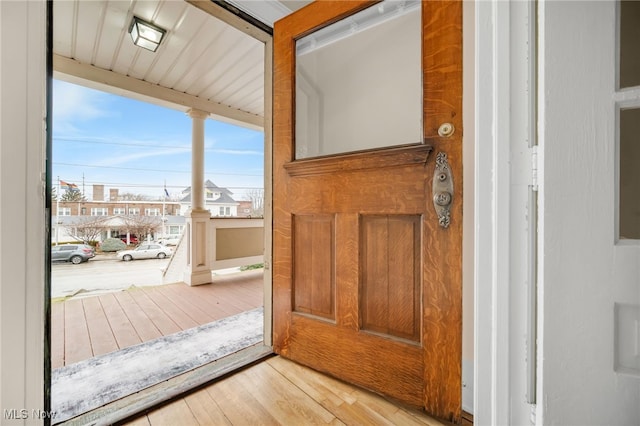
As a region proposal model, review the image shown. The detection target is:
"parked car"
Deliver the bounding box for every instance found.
[51,244,95,264]
[157,237,181,246]
[119,235,139,245]
[116,244,172,261]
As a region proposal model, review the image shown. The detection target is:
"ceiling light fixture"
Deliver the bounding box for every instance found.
[128,16,166,52]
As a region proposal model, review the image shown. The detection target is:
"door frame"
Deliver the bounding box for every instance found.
[473,1,539,425]
[0,1,540,425]
[44,1,276,424]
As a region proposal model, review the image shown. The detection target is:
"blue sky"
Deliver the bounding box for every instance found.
[52,79,264,201]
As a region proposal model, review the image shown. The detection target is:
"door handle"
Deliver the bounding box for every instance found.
[432,152,453,228]
[438,122,455,137]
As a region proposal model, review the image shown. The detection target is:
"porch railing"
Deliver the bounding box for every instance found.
[162,217,264,284]
[210,217,264,270]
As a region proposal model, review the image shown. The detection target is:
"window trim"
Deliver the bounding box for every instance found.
[614,0,640,244]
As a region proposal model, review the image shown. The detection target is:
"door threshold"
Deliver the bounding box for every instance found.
[57,344,273,426]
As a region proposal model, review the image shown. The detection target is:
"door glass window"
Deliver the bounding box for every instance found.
[617,1,640,240]
[619,107,640,239]
[295,0,422,159]
[619,1,640,89]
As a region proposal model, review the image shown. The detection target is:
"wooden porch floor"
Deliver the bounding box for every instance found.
[51,269,264,369]
[120,356,446,426]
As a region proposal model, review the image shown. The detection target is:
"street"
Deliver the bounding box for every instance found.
[51,255,169,299]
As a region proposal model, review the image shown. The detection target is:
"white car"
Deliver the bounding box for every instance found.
[117,243,172,261]
[157,237,181,246]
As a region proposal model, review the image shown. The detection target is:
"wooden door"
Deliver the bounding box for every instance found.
[273,1,462,422]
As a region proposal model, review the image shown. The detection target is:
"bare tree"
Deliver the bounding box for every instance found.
[246,188,264,217]
[122,215,162,241]
[119,192,152,201]
[64,216,107,244]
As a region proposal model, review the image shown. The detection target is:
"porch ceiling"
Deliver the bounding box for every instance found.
[52,0,308,130]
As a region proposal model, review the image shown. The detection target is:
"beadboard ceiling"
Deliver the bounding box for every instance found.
[52,0,309,129]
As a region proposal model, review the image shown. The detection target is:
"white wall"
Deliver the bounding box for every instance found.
[539,1,640,424]
[0,0,47,424]
[476,2,640,424]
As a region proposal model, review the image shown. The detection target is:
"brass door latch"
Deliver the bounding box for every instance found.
[432,152,453,228]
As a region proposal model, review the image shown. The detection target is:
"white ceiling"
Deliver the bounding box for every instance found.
[52,0,308,130]
[226,0,312,26]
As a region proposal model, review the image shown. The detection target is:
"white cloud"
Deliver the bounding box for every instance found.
[52,80,114,134]
[96,146,192,167]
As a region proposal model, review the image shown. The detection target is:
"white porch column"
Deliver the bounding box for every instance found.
[184,108,212,286]
[189,108,207,211]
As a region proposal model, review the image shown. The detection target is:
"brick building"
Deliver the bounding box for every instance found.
[56,186,181,218]
[52,183,243,244]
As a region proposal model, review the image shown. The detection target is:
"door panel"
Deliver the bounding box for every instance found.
[273,1,462,421]
[360,214,421,342]
[292,214,336,320]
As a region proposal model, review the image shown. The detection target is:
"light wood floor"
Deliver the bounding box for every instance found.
[51,270,264,368]
[120,356,445,426]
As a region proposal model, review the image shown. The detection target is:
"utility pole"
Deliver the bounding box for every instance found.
[55,176,60,245]
[162,180,167,239]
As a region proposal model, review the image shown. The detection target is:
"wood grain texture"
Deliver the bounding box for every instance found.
[422,1,463,422]
[287,315,425,407]
[140,287,200,330]
[266,356,442,426]
[360,215,421,342]
[293,214,336,320]
[205,370,280,425]
[63,298,93,365]
[272,0,378,356]
[335,213,359,331]
[123,356,445,426]
[51,271,264,367]
[98,293,142,350]
[423,0,464,139]
[125,290,182,335]
[51,301,65,369]
[273,0,462,421]
[239,360,338,424]
[182,388,231,425]
[113,291,163,343]
[82,296,119,358]
[284,144,432,177]
[285,164,429,215]
[146,398,199,426]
